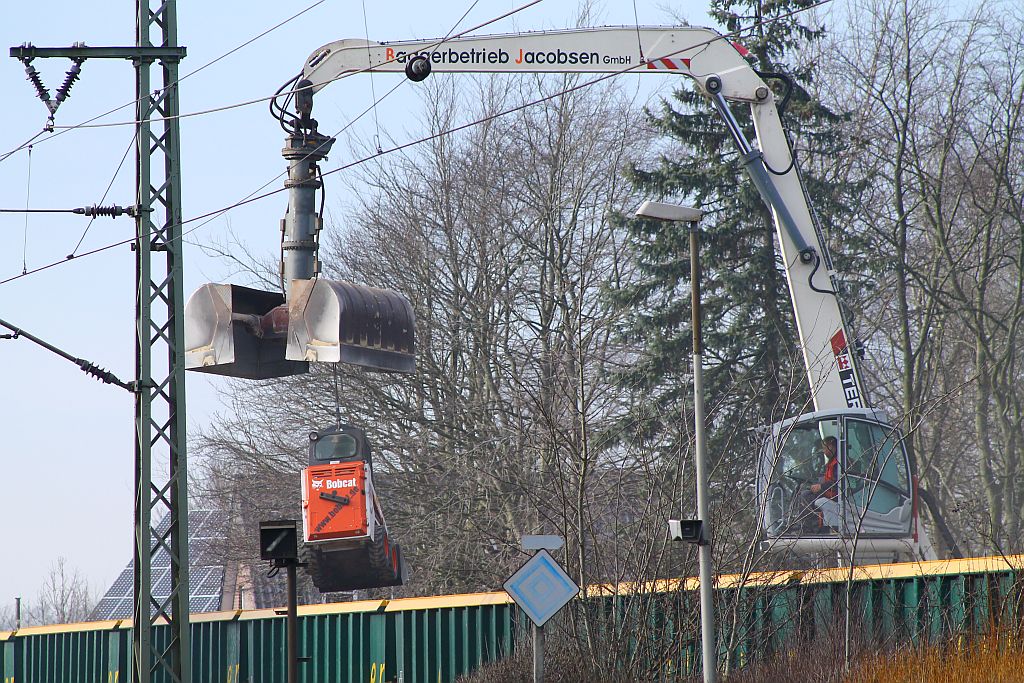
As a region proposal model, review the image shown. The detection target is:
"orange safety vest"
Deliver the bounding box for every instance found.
[822,457,839,498]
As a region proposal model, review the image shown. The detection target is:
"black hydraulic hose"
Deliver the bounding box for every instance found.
[755,71,797,176]
[755,70,794,116]
[806,250,837,295]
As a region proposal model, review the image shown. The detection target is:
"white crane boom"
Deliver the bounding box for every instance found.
[220,24,938,564]
[301,26,864,413]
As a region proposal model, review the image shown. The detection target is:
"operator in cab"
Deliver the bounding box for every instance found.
[810,436,840,498]
[798,436,840,530]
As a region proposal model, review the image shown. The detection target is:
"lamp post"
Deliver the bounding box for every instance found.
[635,201,716,683]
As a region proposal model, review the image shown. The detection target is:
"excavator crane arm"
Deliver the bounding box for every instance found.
[301,28,763,100]
[288,25,941,565]
[295,26,862,412]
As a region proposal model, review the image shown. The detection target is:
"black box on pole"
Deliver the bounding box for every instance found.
[260,520,299,563]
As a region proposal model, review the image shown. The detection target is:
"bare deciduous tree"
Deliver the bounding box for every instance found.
[15,557,95,626]
[822,0,1024,556]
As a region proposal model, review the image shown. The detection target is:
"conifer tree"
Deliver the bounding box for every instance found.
[612,0,857,494]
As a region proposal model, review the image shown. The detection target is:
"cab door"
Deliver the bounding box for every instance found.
[840,418,914,537]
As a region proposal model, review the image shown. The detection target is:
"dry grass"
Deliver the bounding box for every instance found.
[849,630,1024,683]
[458,625,1024,682]
[720,627,1024,683]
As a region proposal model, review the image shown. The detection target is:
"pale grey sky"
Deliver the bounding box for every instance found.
[0,0,706,613]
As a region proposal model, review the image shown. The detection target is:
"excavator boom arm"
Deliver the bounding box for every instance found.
[303,27,763,98]
[301,25,863,412]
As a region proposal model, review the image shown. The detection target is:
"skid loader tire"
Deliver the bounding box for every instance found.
[301,538,404,593]
[367,534,392,576]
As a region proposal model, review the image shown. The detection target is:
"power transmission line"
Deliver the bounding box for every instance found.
[0,0,330,164]
[0,315,133,391]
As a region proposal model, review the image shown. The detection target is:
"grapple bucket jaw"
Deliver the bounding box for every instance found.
[185,278,416,378]
[286,279,416,373]
[184,283,308,379]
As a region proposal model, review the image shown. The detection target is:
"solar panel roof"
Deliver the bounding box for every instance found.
[90,510,227,620]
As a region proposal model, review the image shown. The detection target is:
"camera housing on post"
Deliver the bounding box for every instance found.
[669,519,707,546]
[259,520,299,565]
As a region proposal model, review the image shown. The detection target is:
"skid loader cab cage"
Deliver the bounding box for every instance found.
[308,424,371,466]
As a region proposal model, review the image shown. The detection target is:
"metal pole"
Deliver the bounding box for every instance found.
[287,562,299,683]
[691,225,717,683]
[532,623,544,683]
[7,20,189,683]
[14,597,20,630]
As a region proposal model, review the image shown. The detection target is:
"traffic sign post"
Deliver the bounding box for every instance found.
[503,545,579,683]
[533,622,544,683]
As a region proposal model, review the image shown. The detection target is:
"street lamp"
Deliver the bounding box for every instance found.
[635,200,716,683]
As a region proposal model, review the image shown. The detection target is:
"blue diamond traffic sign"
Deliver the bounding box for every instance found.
[503,549,579,627]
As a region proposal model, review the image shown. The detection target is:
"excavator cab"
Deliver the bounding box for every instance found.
[758,408,926,561]
[300,424,406,591]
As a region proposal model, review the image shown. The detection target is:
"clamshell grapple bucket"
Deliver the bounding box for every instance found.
[184,279,415,379]
[184,283,306,379]
[286,279,415,373]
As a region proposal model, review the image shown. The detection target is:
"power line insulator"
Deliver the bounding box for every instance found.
[72,204,138,218]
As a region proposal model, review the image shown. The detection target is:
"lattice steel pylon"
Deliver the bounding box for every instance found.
[132,1,191,682]
[8,2,189,680]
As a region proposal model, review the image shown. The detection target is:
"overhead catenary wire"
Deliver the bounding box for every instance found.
[0,205,130,214]
[22,146,33,274]
[0,4,813,287]
[0,206,134,216]
[0,314,134,391]
[3,0,538,288]
[5,0,537,271]
[61,0,547,133]
[279,0,488,282]
[0,0,831,290]
[361,0,384,153]
[0,130,46,165]
[271,0,500,137]
[632,0,645,63]
[221,0,524,242]
[0,0,329,165]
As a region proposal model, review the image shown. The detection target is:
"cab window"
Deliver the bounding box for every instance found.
[315,433,358,460]
[845,419,909,514]
[772,418,839,485]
